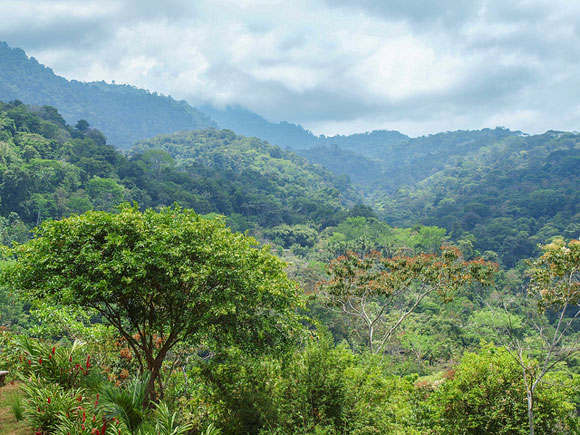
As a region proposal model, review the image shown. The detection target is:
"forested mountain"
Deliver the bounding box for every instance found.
[201,103,410,155]
[299,128,520,191]
[373,130,580,267]
[0,42,411,155]
[199,104,320,149]
[131,129,356,227]
[0,42,215,147]
[0,101,357,244]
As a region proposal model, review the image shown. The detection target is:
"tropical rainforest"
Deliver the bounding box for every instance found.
[0,42,580,435]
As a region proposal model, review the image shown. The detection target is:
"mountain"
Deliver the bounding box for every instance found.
[0,42,412,159]
[373,130,580,267]
[198,104,320,149]
[199,104,409,155]
[0,101,358,245]
[0,42,215,148]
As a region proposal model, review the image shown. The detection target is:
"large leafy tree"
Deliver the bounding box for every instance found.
[2,204,302,400]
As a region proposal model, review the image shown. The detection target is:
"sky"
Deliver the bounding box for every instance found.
[1,0,580,137]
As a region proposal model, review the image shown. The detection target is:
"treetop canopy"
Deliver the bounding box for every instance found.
[2,204,303,353]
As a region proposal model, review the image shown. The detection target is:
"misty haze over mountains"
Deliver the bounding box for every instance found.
[0,41,516,153]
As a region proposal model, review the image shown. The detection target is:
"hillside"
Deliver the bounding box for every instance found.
[0,42,215,147]
[199,104,320,149]
[373,130,580,267]
[299,128,520,191]
[131,129,358,228]
[0,101,358,245]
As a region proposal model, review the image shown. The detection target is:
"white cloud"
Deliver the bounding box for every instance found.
[1,0,580,136]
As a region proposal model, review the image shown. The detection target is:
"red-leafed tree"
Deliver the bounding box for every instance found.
[317,247,496,354]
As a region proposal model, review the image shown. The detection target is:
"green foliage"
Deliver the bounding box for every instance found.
[8,391,24,421]
[14,336,98,390]
[0,282,30,331]
[264,224,318,248]
[273,334,354,433]
[199,333,419,435]
[153,401,194,435]
[20,376,85,434]
[4,204,303,400]
[423,344,577,434]
[317,248,496,353]
[100,375,149,434]
[321,218,447,260]
[529,238,580,310]
[26,302,113,343]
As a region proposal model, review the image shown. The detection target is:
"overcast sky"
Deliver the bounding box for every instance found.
[1,0,580,136]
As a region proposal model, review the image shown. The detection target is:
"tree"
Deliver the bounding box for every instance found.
[316,248,495,354]
[489,239,580,435]
[74,119,90,133]
[426,344,576,434]
[2,204,302,401]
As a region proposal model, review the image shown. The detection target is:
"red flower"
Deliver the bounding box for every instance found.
[48,397,51,404]
[38,358,42,365]
[52,346,56,355]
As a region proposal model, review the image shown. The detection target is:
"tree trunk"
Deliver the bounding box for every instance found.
[145,361,162,404]
[527,390,534,435]
[144,342,173,405]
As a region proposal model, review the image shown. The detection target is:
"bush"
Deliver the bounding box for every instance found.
[20,376,85,434]
[423,344,578,434]
[14,335,100,390]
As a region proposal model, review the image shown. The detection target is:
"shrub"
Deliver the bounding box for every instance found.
[20,376,84,434]
[14,336,100,390]
[424,344,578,434]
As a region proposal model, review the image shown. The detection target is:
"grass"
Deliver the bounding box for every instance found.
[0,381,31,435]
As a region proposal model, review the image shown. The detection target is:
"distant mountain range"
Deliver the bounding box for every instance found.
[1,41,579,267]
[0,41,410,155]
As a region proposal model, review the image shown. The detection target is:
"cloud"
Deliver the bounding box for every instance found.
[322,0,481,29]
[1,0,580,136]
